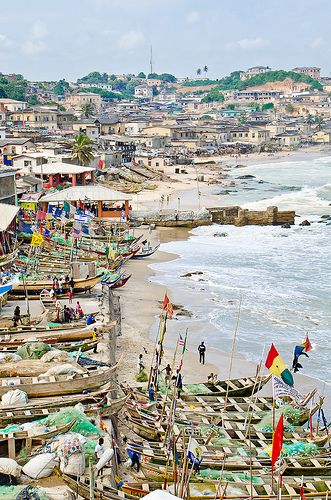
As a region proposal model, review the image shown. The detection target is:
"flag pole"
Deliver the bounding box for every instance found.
[224,296,242,409]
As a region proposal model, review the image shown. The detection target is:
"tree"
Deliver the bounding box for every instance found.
[227,103,236,110]
[196,68,202,77]
[238,113,247,124]
[203,65,208,78]
[261,102,274,111]
[53,79,70,95]
[201,89,225,103]
[70,133,95,166]
[28,95,40,106]
[314,115,324,131]
[81,103,95,118]
[137,72,146,78]
[285,103,295,114]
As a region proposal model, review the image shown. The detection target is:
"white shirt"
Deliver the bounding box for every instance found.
[95,443,105,459]
[137,357,143,373]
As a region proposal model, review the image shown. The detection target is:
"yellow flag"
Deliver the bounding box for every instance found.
[30,233,43,247]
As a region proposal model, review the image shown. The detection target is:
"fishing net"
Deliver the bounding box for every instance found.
[282,404,303,425]
[198,469,263,484]
[136,370,148,382]
[258,441,318,457]
[41,408,103,436]
[255,408,295,432]
[183,384,209,394]
[16,342,51,360]
[83,439,98,465]
[0,486,49,499]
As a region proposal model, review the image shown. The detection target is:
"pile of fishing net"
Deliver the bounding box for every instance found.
[16,342,51,360]
[184,384,209,394]
[258,441,318,458]
[282,404,303,425]
[255,408,295,433]
[40,407,103,437]
[135,370,148,382]
[198,469,264,484]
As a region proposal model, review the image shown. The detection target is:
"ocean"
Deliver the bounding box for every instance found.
[150,155,331,386]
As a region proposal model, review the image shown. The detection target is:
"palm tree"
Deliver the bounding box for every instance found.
[196,68,202,77]
[203,65,208,78]
[70,133,95,166]
[314,115,324,131]
[81,103,95,118]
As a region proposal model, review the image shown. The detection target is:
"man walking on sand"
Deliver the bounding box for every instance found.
[198,341,206,364]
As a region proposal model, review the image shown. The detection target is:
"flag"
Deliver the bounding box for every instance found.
[178,331,188,371]
[30,233,43,247]
[293,335,312,373]
[37,209,46,221]
[300,486,306,499]
[163,293,169,309]
[63,201,70,213]
[272,376,303,403]
[271,413,284,469]
[73,221,82,239]
[265,344,294,387]
[187,437,203,465]
[178,334,185,349]
[74,213,88,223]
[54,208,62,218]
[166,302,173,318]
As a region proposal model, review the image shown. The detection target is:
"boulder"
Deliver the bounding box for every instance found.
[299,220,311,226]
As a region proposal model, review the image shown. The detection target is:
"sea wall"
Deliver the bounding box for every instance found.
[130,208,212,227]
[208,205,295,226]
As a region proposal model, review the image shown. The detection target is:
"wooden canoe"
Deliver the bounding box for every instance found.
[0,359,121,398]
[11,274,103,295]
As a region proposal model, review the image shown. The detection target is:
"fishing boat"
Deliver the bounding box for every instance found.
[62,474,137,499]
[0,337,100,353]
[0,327,98,343]
[0,393,128,426]
[1,419,76,459]
[0,361,121,398]
[111,274,131,289]
[10,273,104,296]
[132,244,160,259]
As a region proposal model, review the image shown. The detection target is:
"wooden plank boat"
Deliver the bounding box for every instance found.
[62,473,137,499]
[132,244,160,259]
[123,375,271,400]
[0,327,97,343]
[111,274,131,289]
[0,393,128,426]
[1,419,75,459]
[11,274,103,295]
[0,360,121,398]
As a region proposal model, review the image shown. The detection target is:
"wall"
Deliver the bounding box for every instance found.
[208,205,295,226]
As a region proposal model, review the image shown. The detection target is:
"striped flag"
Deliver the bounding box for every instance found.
[74,213,88,223]
[178,330,188,371]
[178,334,185,349]
[73,221,82,239]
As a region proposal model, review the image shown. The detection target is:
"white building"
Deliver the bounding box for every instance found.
[134,85,153,99]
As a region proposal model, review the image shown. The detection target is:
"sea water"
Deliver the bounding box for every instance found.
[150,155,331,385]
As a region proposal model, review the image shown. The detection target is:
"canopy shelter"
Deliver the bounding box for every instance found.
[39,185,132,219]
[32,163,95,188]
[0,203,19,255]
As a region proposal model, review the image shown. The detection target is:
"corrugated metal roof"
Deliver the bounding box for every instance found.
[39,185,131,202]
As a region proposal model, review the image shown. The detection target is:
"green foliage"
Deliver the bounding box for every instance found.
[202,114,213,119]
[246,102,260,111]
[182,79,219,87]
[28,95,41,106]
[201,89,225,103]
[0,75,28,101]
[227,103,236,110]
[137,72,146,78]
[77,71,109,84]
[70,133,95,165]
[77,87,129,100]
[81,103,95,117]
[53,79,70,95]
[261,102,274,111]
[147,72,176,83]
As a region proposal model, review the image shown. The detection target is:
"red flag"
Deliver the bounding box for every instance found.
[163,293,169,309]
[166,302,173,318]
[305,335,312,352]
[271,413,284,468]
[300,486,306,499]
[37,209,46,221]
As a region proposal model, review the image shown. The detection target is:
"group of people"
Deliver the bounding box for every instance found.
[62,301,85,322]
[49,274,75,301]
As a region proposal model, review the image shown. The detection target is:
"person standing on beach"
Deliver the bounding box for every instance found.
[137,354,144,374]
[162,364,172,388]
[198,341,206,364]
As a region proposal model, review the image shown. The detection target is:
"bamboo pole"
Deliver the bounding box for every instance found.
[224,296,242,409]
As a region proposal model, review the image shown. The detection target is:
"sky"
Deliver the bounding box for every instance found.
[0,0,330,82]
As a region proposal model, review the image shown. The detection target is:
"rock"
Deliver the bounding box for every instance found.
[213,232,228,238]
[281,223,291,229]
[181,271,203,278]
[299,220,311,226]
[237,175,256,179]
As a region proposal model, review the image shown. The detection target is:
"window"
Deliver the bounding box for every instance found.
[24,160,32,167]
[156,162,159,167]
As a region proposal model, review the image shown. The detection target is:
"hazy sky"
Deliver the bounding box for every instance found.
[0,0,330,81]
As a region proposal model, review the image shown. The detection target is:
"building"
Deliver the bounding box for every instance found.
[312,130,330,143]
[0,138,35,165]
[292,67,321,80]
[8,107,58,130]
[0,98,27,112]
[66,92,102,111]
[39,185,132,219]
[32,163,95,188]
[134,85,153,99]
[0,168,17,205]
[78,83,113,91]
[240,66,272,81]
[229,126,270,145]
[273,131,301,147]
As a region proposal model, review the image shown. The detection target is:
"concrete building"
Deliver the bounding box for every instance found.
[66,92,102,111]
[8,107,58,130]
[0,168,16,205]
[292,67,321,80]
[240,66,272,81]
[134,85,153,99]
[0,98,27,112]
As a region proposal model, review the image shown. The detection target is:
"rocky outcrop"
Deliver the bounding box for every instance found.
[130,209,211,227]
[208,206,295,226]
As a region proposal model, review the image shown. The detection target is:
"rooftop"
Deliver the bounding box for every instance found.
[32,162,95,175]
[39,185,131,203]
[0,203,19,232]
